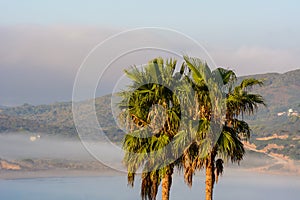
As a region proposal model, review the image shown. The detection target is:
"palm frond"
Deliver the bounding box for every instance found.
[215,159,223,183]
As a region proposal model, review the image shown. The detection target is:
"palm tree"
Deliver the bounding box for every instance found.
[175,56,266,200]
[119,58,183,200]
[119,55,265,200]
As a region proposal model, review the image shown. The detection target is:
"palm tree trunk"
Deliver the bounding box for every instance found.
[161,171,172,200]
[205,154,214,200]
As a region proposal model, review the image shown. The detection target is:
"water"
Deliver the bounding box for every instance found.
[0,172,299,200]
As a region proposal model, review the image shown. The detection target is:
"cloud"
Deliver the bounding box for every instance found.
[210,46,299,76]
[0,25,299,105]
[0,25,118,105]
[0,25,117,70]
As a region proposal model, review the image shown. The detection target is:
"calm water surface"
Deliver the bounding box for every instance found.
[0,172,299,200]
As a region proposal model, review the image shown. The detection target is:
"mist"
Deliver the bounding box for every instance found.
[0,133,123,165]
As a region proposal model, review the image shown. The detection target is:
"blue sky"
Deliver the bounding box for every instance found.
[0,0,300,105]
[1,1,299,36]
[1,1,299,45]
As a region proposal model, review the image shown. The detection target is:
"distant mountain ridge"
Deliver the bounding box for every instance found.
[0,69,299,159]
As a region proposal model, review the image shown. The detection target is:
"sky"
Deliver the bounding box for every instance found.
[0,0,300,105]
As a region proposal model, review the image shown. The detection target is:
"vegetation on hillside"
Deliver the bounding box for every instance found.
[0,70,299,160]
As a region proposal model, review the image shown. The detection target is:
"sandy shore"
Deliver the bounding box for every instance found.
[0,157,126,180]
[1,154,299,180]
[2,166,299,180]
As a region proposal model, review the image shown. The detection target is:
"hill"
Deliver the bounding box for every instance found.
[0,96,119,140]
[241,69,300,160]
[0,69,299,160]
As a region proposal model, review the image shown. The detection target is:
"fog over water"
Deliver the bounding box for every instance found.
[0,133,123,164]
[0,133,295,172]
[0,133,299,199]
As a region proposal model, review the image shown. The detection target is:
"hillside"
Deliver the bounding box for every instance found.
[0,69,299,160]
[0,96,119,141]
[241,69,300,160]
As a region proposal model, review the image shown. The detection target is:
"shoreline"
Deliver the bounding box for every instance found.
[1,152,299,180]
[1,166,299,181]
